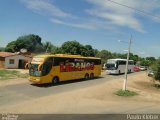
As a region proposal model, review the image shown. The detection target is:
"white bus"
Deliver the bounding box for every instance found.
[104,59,135,74]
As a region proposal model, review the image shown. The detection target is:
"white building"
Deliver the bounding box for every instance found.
[0,52,32,69]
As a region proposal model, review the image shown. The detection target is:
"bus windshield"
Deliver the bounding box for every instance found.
[29,64,41,77]
[106,64,116,70]
[106,60,117,70]
[41,58,53,76]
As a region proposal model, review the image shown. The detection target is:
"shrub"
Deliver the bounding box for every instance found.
[153,60,160,81]
[115,89,138,97]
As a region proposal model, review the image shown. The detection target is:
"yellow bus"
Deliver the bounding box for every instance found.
[29,54,101,84]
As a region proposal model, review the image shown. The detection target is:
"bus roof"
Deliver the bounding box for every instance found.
[33,54,101,60]
[108,59,134,61]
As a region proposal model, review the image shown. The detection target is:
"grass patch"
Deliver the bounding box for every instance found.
[17,73,29,78]
[115,89,138,97]
[0,70,18,76]
[0,70,28,80]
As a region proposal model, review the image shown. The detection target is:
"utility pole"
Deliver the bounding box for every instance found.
[123,35,132,91]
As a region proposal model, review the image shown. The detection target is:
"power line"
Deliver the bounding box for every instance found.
[107,0,160,20]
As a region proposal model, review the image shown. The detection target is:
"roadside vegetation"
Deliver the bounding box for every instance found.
[149,58,160,88]
[152,58,160,81]
[115,89,138,97]
[3,34,157,66]
[0,70,28,80]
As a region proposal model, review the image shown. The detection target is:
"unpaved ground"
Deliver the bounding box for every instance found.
[0,69,29,87]
[0,72,160,113]
[0,78,29,87]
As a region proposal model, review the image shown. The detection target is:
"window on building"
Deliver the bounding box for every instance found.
[9,59,15,64]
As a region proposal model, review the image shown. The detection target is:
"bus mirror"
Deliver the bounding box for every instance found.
[26,63,31,69]
[28,63,31,68]
[115,64,118,69]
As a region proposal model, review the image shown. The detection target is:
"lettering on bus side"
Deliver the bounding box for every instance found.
[60,62,94,72]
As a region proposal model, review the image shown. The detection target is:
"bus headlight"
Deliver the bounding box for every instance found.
[36,78,40,81]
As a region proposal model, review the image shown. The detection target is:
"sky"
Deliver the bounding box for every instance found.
[0,0,160,58]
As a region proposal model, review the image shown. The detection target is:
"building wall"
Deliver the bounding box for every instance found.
[24,56,32,63]
[0,57,5,68]
[5,55,26,69]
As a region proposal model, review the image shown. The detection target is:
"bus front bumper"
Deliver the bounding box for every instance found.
[28,77,41,84]
[106,70,118,74]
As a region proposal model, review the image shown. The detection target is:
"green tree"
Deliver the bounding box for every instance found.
[146,57,156,62]
[140,59,150,66]
[81,45,95,57]
[52,47,63,54]
[0,47,5,52]
[152,58,160,81]
[146,57,156,65]
[15,34,42,52]
[129,53,139,64]
[111,53,127,59]
[5,34,43,53]
[34,44,45,53]
[42,42,57,53]
[96,50,112,64]
[61,40,83,55]
[94,49,99,56]
[5,41,17,52]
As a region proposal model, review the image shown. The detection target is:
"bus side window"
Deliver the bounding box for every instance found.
[129,61,134,65]
[53,57,64,66]
[116,61,119,65]
[52,58,54,66]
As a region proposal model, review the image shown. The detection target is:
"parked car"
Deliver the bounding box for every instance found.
[133,66,140,72]
[139,66,146,71]
[148,69,154,77]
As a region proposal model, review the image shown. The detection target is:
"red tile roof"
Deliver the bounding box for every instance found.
[0,52,16,57]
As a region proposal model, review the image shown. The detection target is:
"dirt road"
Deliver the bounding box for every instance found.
[0,71,160,114]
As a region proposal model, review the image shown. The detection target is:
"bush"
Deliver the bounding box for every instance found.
[153,59,160,81]
[115,89,138,97]
[0,70,28,80]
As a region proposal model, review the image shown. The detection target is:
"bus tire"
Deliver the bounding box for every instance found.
[84,73,89,80]
[52,76,59,85]
[90,73,94,79]
[118,70,121,74]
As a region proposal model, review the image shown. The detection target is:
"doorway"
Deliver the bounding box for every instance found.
[18,59,25,69]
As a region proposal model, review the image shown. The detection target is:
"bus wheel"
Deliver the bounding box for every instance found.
[129,69,131,73]
[90,73,94,79]
[118,70,121,74]
[52,77,59,85]
[84,73,89,80]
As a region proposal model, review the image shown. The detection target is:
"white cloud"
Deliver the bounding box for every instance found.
[20,0,160,32]
[50,18,116,30]
[21,0,118,31]
[86,0,160,32]
[50,19,96,29]
[87,9,144,32]
[20,0,71,18]
[139,51,145,55]
[21,0,99,30]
